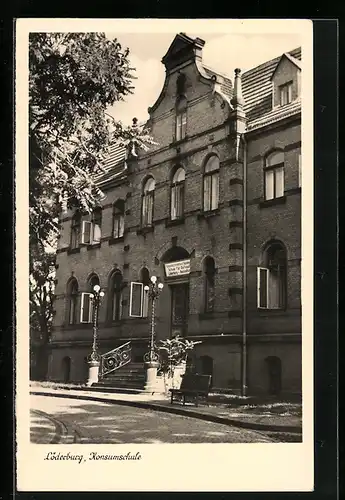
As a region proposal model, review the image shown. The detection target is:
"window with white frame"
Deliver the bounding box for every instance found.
[80,275,100,323]
[257,242,287,309]
[279,81,293,106]
[264,151,285,200]
[142,177,155,227]
[112,200,125,239]
[171,167,185,220]
[129,268,151,319]
[203,155,220,212]
[81,208,102,245]
[175,96,187,142]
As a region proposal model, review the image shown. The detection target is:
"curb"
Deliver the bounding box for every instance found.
[30,390,302,434]
[31,408,68,444]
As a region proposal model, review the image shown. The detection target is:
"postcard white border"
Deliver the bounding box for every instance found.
[16,18,314,492]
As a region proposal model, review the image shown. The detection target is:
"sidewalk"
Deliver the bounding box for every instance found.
[30,383,302,435]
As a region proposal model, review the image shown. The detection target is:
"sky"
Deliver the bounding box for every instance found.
[106,32,301,126]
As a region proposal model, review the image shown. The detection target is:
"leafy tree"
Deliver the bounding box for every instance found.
[29,33,155,369]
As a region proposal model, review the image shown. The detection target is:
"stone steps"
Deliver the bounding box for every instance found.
[95,361,146,390]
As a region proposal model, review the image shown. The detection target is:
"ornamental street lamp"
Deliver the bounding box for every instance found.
[143,275,164,392]
[86,284,105,386]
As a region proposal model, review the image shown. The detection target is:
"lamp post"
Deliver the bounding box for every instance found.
[143,275,164,392]
[86,284,105,387]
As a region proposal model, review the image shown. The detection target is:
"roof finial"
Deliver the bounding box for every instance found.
[132,117,138,127]
[231,68,244,108]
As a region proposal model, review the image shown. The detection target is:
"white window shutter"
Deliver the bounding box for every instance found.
[129,282,144,317]
[80,292,91,323]
[81,221,92,244]
[257,267,269,308]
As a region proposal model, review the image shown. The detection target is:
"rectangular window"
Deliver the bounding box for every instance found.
[142,193,154,227]
[176,112,187,141]
[81,221,92,245]
[142,289,149,318]
[113,214,124,239]
[171,184,184,220]
[265,167,284,200]
[257,266,285,309]
[129,282,144,317]
[257,267,269,308]
[204,173,219,211]
[92,222,102,243]
[279,82,292,106]
[112,292,122,321]
[80,292,92,323]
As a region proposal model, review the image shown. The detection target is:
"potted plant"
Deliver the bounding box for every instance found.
[157,335,201,394]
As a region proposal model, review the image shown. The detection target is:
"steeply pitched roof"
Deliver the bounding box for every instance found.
[246,99,301,131]
[202,65,233,99]
[242,47,301,122]
[93,142,127,187]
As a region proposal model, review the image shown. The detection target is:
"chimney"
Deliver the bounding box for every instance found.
[231,68,245,108]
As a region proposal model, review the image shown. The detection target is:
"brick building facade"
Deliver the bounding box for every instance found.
[48,33,302,395]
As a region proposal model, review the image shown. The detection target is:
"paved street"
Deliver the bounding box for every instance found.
[30,395,274,444]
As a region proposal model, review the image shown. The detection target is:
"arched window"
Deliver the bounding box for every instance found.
[108,270,123,321]
[204,257,216,312]
[112,200,125,239]
[80,274,100,323]
[70,212,81,249]
[175,96,187,141]
[203,155,220,212]
[171,167,185,220]
[264,151,284,200]
[258,241,287,309]
[67,278,78,325]
[142,177,155,227]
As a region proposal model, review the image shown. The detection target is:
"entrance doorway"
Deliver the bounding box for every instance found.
[265,356,282,395]
[170,283,189,337]
[61,356,71,383]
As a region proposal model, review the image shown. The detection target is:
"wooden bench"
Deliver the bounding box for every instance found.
[169,373,211,407]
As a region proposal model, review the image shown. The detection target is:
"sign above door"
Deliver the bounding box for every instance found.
[164,259,191,277]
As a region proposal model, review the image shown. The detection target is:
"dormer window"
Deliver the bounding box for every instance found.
[279,81,293,106]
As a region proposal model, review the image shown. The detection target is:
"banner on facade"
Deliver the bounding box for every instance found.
[164,259,191,277]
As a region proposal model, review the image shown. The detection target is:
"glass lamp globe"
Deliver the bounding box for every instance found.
[144,285,150,291]
[158,283,164,290]
[89,293,94,299]
[150,275,157,284]
[93,284,101,293]
[100,291,105,297]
